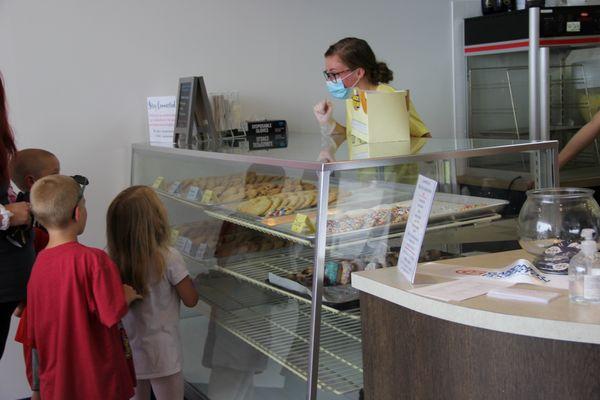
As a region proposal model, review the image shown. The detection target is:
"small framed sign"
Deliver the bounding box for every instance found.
[247,120,288,151]
[173,76,217,149]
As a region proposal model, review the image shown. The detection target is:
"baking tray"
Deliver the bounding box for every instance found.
[266,275,360,311]
[275,193,509,241]
[204,192,507,245]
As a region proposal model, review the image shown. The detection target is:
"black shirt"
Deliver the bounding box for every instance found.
[0,183,34,303]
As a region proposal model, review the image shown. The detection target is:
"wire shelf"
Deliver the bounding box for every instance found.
[192,248,362,318]
[194,271,363,395]
[204,209,313,247]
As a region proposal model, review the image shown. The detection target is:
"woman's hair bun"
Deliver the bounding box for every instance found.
[376,62,393,84]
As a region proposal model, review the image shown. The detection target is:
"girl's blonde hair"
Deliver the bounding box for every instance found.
[107,186,170,296]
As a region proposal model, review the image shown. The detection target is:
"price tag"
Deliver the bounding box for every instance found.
[291,214,315,234]
[201,190,216,204]
[167,181,181,195]
[152,176,165,189]
[170,229,180,244]
[175,236,192,254]
[186,186,201,201]
[195,243,208,260]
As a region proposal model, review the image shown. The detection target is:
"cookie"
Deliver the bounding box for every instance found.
[220,191,245,203]
[237,197,272,216]
[246,188,259,199]
[265,196,284,216]
[328,190,338,204]
[245,171,257,184]
[298,193,314,209]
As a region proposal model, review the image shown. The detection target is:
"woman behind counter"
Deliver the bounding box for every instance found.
[313,37,430,163]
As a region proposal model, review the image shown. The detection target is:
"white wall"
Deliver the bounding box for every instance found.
[0,0,454,247]
[1,1,455,397]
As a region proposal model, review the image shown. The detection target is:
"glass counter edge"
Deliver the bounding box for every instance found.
[132,141,559,172]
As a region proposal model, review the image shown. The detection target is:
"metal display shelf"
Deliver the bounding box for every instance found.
[194,271,363,395]
[203,208,313,247]
[182,249,361,317]
[156,189,206,207]
[205,207,503,251]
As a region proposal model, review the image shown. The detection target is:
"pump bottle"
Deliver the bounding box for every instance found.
[569,229,600,303]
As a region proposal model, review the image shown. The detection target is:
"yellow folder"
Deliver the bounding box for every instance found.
[349,89,410,143]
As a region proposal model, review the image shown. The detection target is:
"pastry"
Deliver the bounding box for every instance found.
[297,267,314,286]
[246,188,259,199]
[340,260,354,285]
[325,261,340,286]
[237,197,272,216]
[245,171,257,184]
[301,181,316,191]
[221,191,245,203]
[264,196,284,216]
[298,193,314,210]
[365,262,383,271]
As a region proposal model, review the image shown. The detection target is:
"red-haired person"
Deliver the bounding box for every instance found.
[0,73,33,360]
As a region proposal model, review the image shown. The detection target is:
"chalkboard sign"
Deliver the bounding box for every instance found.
[175,82,192,129]
[173,76,216,149]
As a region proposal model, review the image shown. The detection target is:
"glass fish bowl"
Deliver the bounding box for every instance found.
[518,188,600,275]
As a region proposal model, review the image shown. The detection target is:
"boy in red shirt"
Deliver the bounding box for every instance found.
[25,174,141,400]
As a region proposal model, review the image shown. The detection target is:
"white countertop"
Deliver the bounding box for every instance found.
[352,250,600,345]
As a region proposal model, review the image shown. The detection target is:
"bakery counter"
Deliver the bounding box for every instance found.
[352,250,600,400]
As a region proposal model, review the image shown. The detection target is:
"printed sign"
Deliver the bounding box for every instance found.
[186,186,201,201]
[152,176,165,189]
[147,96,176,143]
[201,190,216,204]
[291,214,316,234]
[397,175,438,283]
[167,181,181,195]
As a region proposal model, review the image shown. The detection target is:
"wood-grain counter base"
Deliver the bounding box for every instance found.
[360,292,600,400]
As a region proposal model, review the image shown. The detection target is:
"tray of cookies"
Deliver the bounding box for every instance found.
[269,192,508,241]
[265,252,400,309]
[158,172,318,204]
[173,220,293,262]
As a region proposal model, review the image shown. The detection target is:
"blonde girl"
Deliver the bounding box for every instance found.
[107,186,198,400]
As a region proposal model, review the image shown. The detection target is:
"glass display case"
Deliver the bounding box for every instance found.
[468,49,600,185]
[131,135,557,400]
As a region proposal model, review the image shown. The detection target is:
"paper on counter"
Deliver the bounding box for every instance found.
[486,287,561,304]
[409,278,514,302]
[479,259,568,290]
[418,259,568,290]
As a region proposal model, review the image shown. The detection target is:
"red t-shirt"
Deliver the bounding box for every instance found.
[25,242,135,400]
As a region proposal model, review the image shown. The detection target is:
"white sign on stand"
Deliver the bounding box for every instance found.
[147,96,176,143]
[397,175,438,283]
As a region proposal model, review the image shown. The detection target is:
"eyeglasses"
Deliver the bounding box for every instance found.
[322,69,352,83]
[71,175,89,218]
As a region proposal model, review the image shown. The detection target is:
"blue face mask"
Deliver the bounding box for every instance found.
[326,71,357,99]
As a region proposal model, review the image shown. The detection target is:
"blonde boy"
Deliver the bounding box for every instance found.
[25,175,140,400]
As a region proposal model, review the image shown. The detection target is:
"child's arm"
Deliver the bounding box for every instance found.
[31,348,40,394]
[123,284,143,306]
[13,302,25,317]
[175,276,199,307]
[559,111,600,169]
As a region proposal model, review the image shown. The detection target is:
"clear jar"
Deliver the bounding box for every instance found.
[518,188,600,274]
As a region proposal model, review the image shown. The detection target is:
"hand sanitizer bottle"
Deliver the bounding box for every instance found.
[569,229,600,303]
